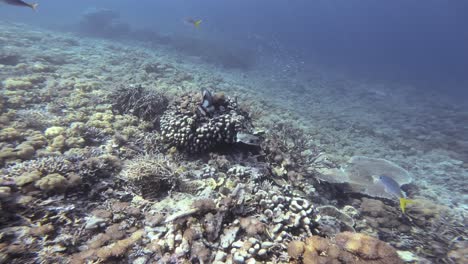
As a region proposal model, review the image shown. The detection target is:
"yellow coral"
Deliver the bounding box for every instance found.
[15,171,41,186]
[34,173,67,191]
[0,127,20,141]
[14,143,35,159]
[48,134,66,151]
[2,78,33,90]
[44,126,65,138]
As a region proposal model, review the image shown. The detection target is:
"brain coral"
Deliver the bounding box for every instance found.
[288,232,404,264]
[318,156,412,199]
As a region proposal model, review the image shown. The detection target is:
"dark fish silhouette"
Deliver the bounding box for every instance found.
[1,0,38,10]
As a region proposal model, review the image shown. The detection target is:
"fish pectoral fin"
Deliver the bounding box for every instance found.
[30,3,38,11]
[194,20,202,28]
[399,198,415,214]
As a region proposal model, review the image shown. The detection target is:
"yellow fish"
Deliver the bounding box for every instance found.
[186,17,202,28]
[399,197,415,214]
[376,175,415,214]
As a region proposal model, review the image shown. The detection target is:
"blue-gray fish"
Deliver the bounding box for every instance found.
[376,175,405,198]
[1,0,37,10]
[376,175,414,213]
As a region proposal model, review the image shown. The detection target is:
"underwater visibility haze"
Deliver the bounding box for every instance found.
[0,1,467,263]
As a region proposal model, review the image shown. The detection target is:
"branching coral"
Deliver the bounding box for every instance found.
[14,109,58,130]
[262,121,321,178]
[6,156,75,177]
[118,154,180,198]
[109,85,168,128]
[78,154,122,181]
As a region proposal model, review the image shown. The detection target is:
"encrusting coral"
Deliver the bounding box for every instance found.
[288,232,404,264]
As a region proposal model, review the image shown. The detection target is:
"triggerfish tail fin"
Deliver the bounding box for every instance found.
[193,20,202,28]
[399,198,415,214]
[30,3,38,11]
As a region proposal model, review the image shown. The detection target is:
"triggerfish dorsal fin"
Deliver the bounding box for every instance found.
[193,19,202,28]
[399,198,415,214]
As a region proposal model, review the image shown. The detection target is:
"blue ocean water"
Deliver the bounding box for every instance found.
[1,1,467,263]
[1,0,468,95]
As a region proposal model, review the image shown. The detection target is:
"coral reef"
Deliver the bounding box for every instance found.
[0,21,466,264]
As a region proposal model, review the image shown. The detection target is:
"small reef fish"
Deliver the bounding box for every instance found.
[1,0,38,10]
[185,17,202,28]
[375,175,414,214]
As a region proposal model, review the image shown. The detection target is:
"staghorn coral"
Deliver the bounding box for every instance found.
[118,154,180,198]
[289,232,404,264]
[5,156,75,177]
[110,84,168,127]
[78,154,122,181]
[14,109,58,130]
[262,121,321,180]
[160,90,252,153]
